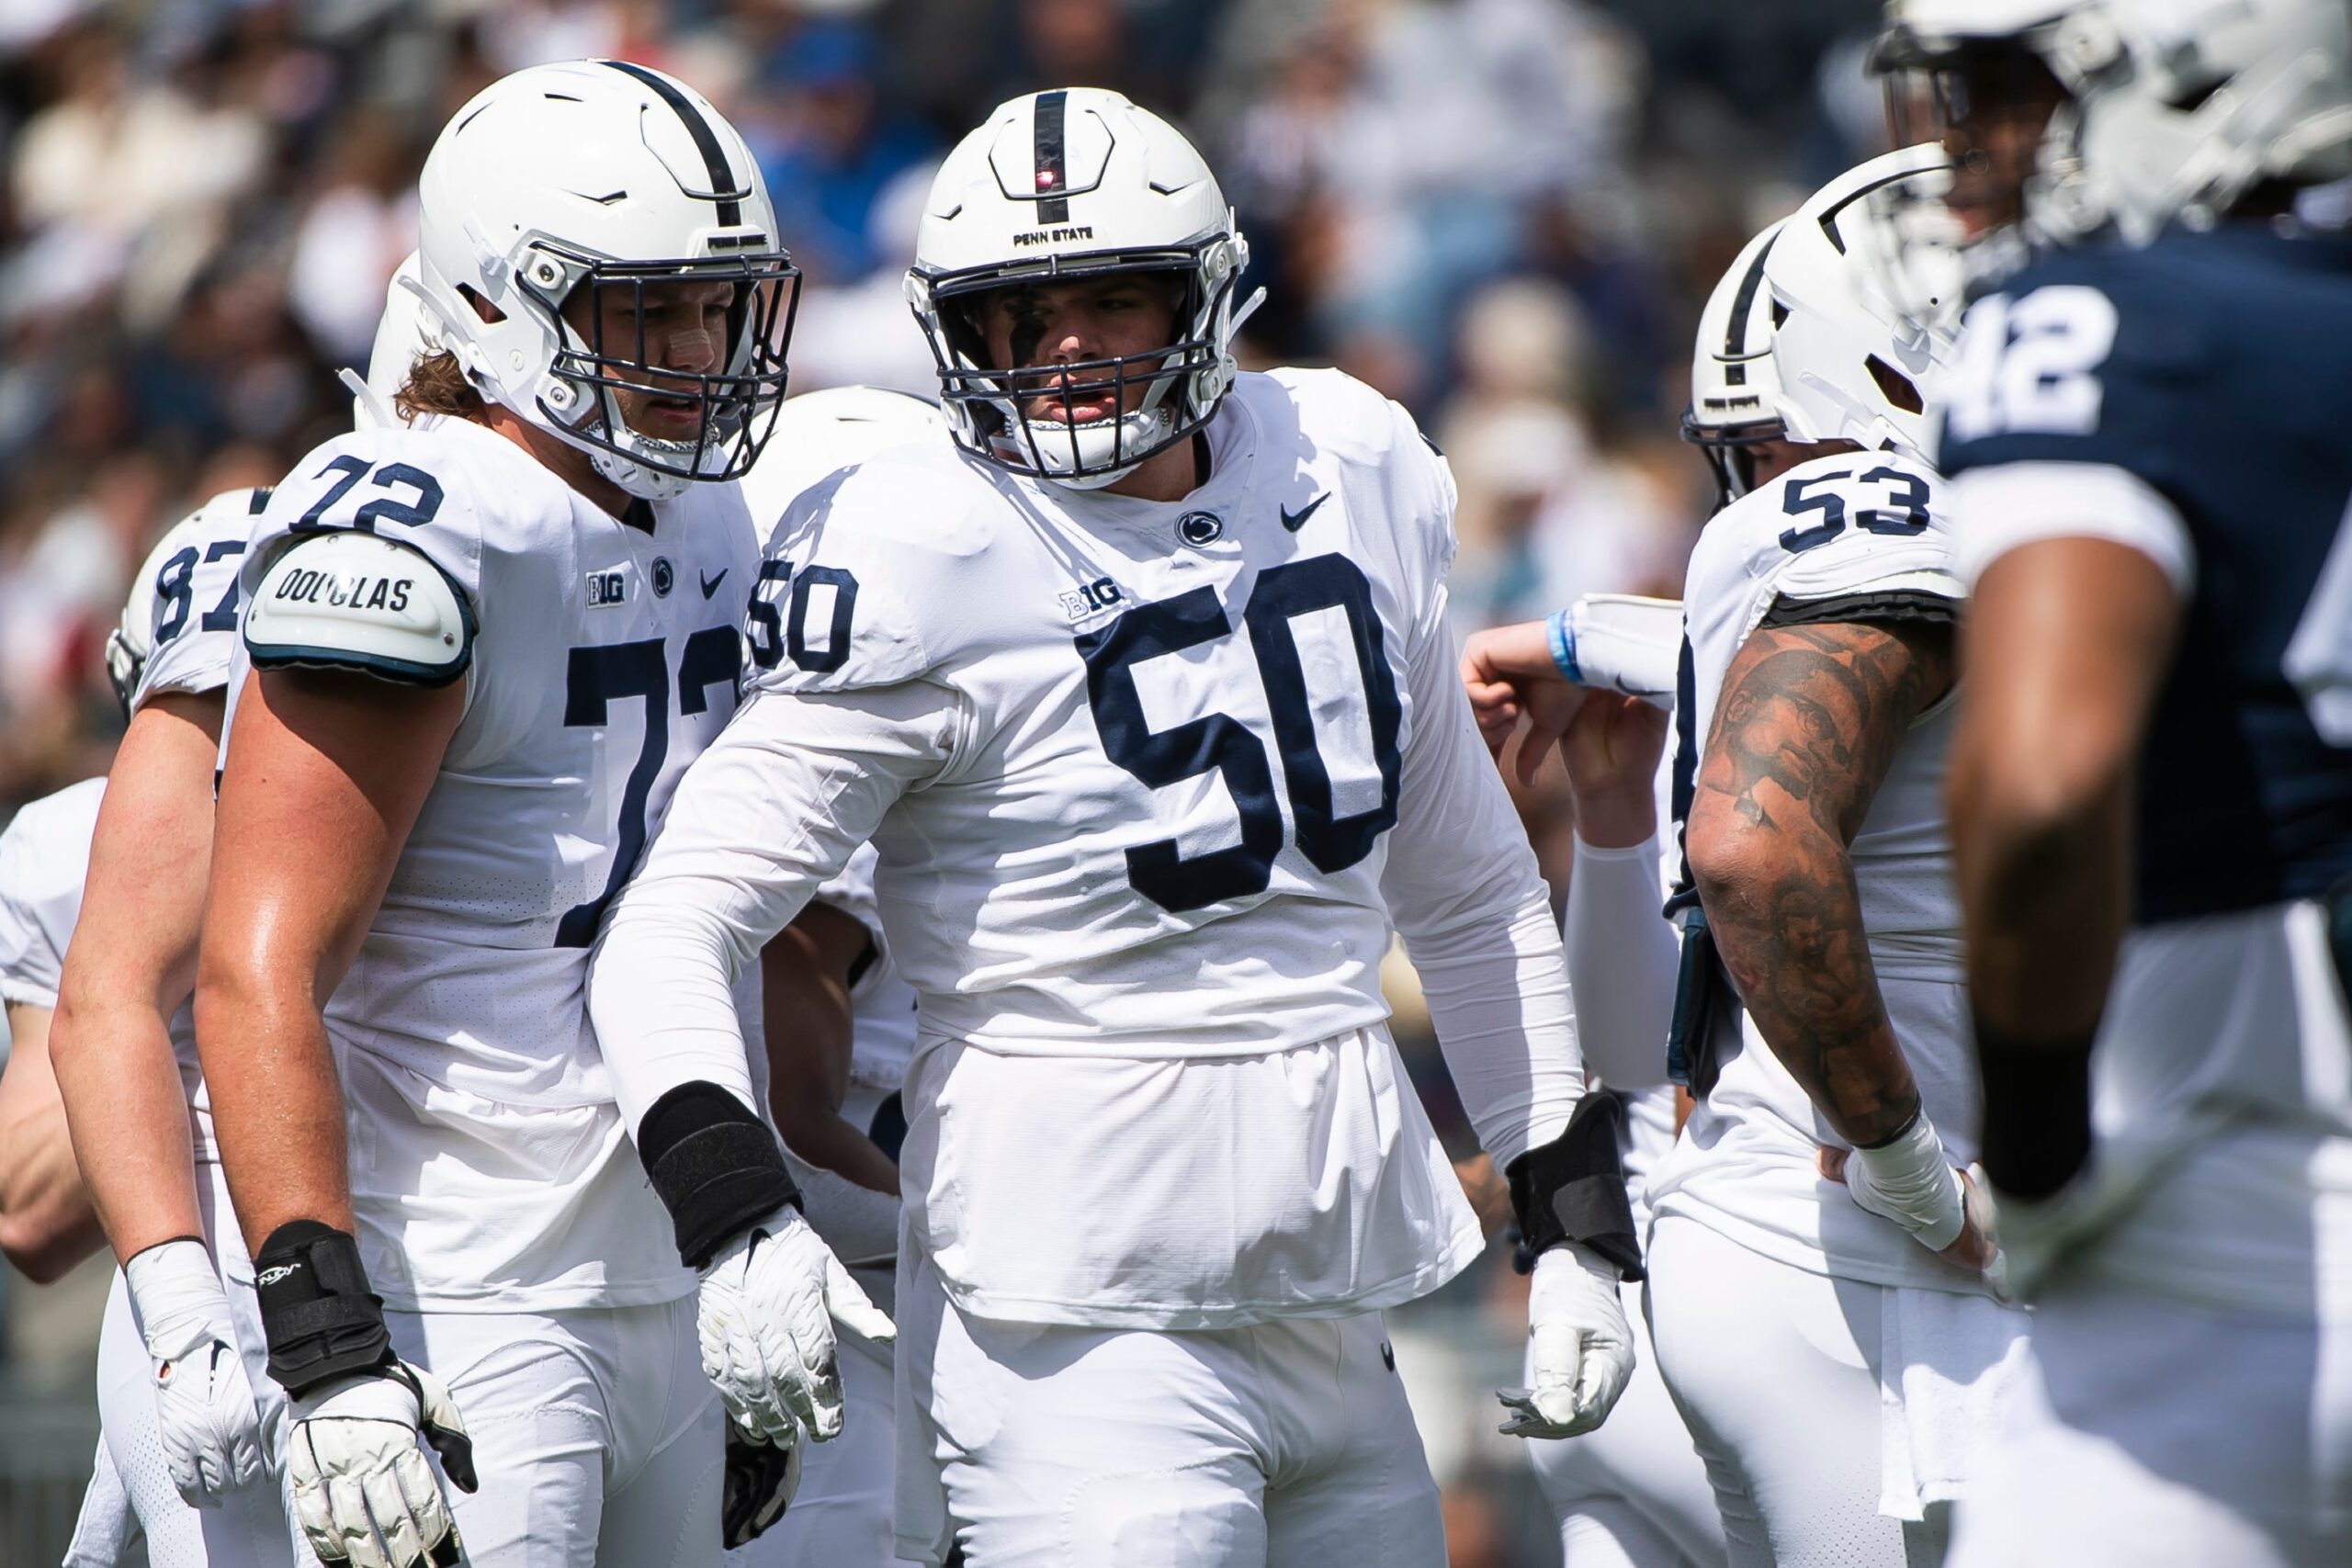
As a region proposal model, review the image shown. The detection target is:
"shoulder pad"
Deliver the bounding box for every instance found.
[245,531,474,686]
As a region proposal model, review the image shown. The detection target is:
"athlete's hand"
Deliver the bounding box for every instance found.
[698,1206,896,1447]
[1498,1244,1635,1439]
[1556,689,1671,845]
[721,1421,802,1548]
[124,1238,268,1508]
[1463,620,1577,772]
[287,1360,476,1568]
[1818,1111,1998,1275]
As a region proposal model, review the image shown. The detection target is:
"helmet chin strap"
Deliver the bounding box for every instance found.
[1012,343,1193,491]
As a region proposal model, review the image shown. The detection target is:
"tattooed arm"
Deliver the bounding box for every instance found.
[1683,615,1953,1147]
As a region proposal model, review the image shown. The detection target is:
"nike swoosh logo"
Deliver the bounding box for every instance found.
[699,568,729,600]
[1280,493,1329,533]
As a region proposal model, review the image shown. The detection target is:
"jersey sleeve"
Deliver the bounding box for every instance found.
[134,488,269,708]
[810,842,885,953]
[741,460,965,697]
[1937,265,2203,589]
[1378,580,1585,1167]
[1750,455,1962,617]
[0,789,96,1010]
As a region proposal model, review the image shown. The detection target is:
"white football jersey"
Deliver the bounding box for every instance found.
[135,487,271,709]
[228,414,759,1310]
[1643,449,1988,1294]
[0,777,105,1011]
[595,367,1572,1325]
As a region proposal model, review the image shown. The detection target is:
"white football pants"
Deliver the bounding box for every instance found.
[1526,1278,1725,1567]
[1949,1277,2352,1567]
[894,1249,1446,1568]
[1645,1217,1947,1568]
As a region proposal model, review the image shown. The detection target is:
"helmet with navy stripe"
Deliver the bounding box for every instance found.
[415,60,798,500]
[1681,219,1790,505]
[905,88,1251,491]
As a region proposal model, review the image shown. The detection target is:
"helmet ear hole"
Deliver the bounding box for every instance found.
[456,283,506,325]
[1866,354,1924,414]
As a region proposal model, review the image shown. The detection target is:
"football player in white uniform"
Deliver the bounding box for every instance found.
[1932,3,2352,1562]
[47,489,297,1568]
[588,87,1641,1568]
[191,62,876,1568]
[1464,150,2026,1568]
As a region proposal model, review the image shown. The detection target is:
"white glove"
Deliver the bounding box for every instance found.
[124,1238,266,1507]
[1498,1244,1635,1439]
[288,1360,476,1568]
[698,1205,897,1446]
[1841,1109,1967,1253]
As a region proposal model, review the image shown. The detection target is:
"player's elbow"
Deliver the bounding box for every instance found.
[192,941,303,1075]
[1684,796,1808,933]
[0,1202,96,1283]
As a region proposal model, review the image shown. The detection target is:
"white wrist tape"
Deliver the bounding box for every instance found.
[1564,594,1682,705]
[1844,1110,1966,1252]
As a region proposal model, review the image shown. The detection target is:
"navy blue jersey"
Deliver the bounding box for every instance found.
[1939,225,2352,926]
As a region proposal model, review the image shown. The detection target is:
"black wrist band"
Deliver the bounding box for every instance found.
[1972,1013,2095,1201]
[639,1082,800,1269]
[253,1220,393,1396]
[1506,1091,1644,1281]
[1853,1101,1925,1151]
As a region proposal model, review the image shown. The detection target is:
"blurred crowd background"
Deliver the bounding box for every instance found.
[0,1,1896,1562]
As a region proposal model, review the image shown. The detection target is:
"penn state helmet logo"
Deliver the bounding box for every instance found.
[1178,511,1224,547]
[651,557,675,597]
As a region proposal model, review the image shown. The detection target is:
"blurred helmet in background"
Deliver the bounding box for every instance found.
[1763,144,1962,463]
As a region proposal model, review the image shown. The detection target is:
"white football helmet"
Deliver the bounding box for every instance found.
[414,60,797,501]
[904,88,1251,490]
[1763,144,1962,462]
[1681,219,1789,505]
[2030,0,2352,243]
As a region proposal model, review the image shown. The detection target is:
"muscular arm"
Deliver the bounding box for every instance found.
[51,693,223,1264]
[0,1000,103,1280]
[1685,616,1954,1147]
[761,901,899,1197]
[196,669,463,1247]
[1948,538,2178,1193]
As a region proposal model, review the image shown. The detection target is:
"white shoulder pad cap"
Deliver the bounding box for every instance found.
[245,531,473,686]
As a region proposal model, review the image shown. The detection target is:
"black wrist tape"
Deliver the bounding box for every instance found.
[1973,1014,2095,1201]
[639,1082,800,1269]
[254,1221,393,1396]
[1506,1091,1644,1281]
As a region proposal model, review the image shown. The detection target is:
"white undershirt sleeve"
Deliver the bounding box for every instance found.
[589,679,963,1137]
[1380,587,1584,1168]
[1562,833,1679,1091]
[1950,460,2197,595]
